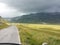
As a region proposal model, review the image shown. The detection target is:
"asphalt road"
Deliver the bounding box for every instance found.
[0,26,21,44]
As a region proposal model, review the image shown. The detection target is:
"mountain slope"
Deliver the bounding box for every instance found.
[0,16,8,29]
[11,12,60,24]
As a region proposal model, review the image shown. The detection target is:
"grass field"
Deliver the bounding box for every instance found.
[17,24,60,45]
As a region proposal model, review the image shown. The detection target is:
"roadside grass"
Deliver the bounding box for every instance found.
[17,24,60,45]
[0,23,8,29]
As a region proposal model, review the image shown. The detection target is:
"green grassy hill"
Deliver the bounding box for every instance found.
[0,23,8,29]
[0,16,8,29]
[11,12,60,24]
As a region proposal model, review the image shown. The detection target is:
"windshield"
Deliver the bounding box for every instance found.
[0,0,60,45]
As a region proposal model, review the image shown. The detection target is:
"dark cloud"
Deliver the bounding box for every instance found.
[0,0,60,13]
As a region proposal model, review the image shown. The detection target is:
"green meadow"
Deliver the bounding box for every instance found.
[17,23,60,45]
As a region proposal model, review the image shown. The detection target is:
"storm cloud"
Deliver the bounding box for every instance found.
[0,0,60,17]
[0,0,60,13]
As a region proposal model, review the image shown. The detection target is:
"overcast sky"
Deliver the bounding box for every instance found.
[0,0,60,17]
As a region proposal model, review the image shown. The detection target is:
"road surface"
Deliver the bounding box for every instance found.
[0,26,21,44]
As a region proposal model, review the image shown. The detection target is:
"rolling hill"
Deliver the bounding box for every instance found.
[11,12,60,24]
[0,16,8,29]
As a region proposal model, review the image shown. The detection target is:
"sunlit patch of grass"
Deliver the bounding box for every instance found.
[17,23,60,45]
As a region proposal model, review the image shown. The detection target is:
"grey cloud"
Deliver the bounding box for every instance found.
[0,0,60,13]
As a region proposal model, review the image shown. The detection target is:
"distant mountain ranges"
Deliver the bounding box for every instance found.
[9,12,60,24]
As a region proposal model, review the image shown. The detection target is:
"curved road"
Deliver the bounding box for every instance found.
[0,26,21,44]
